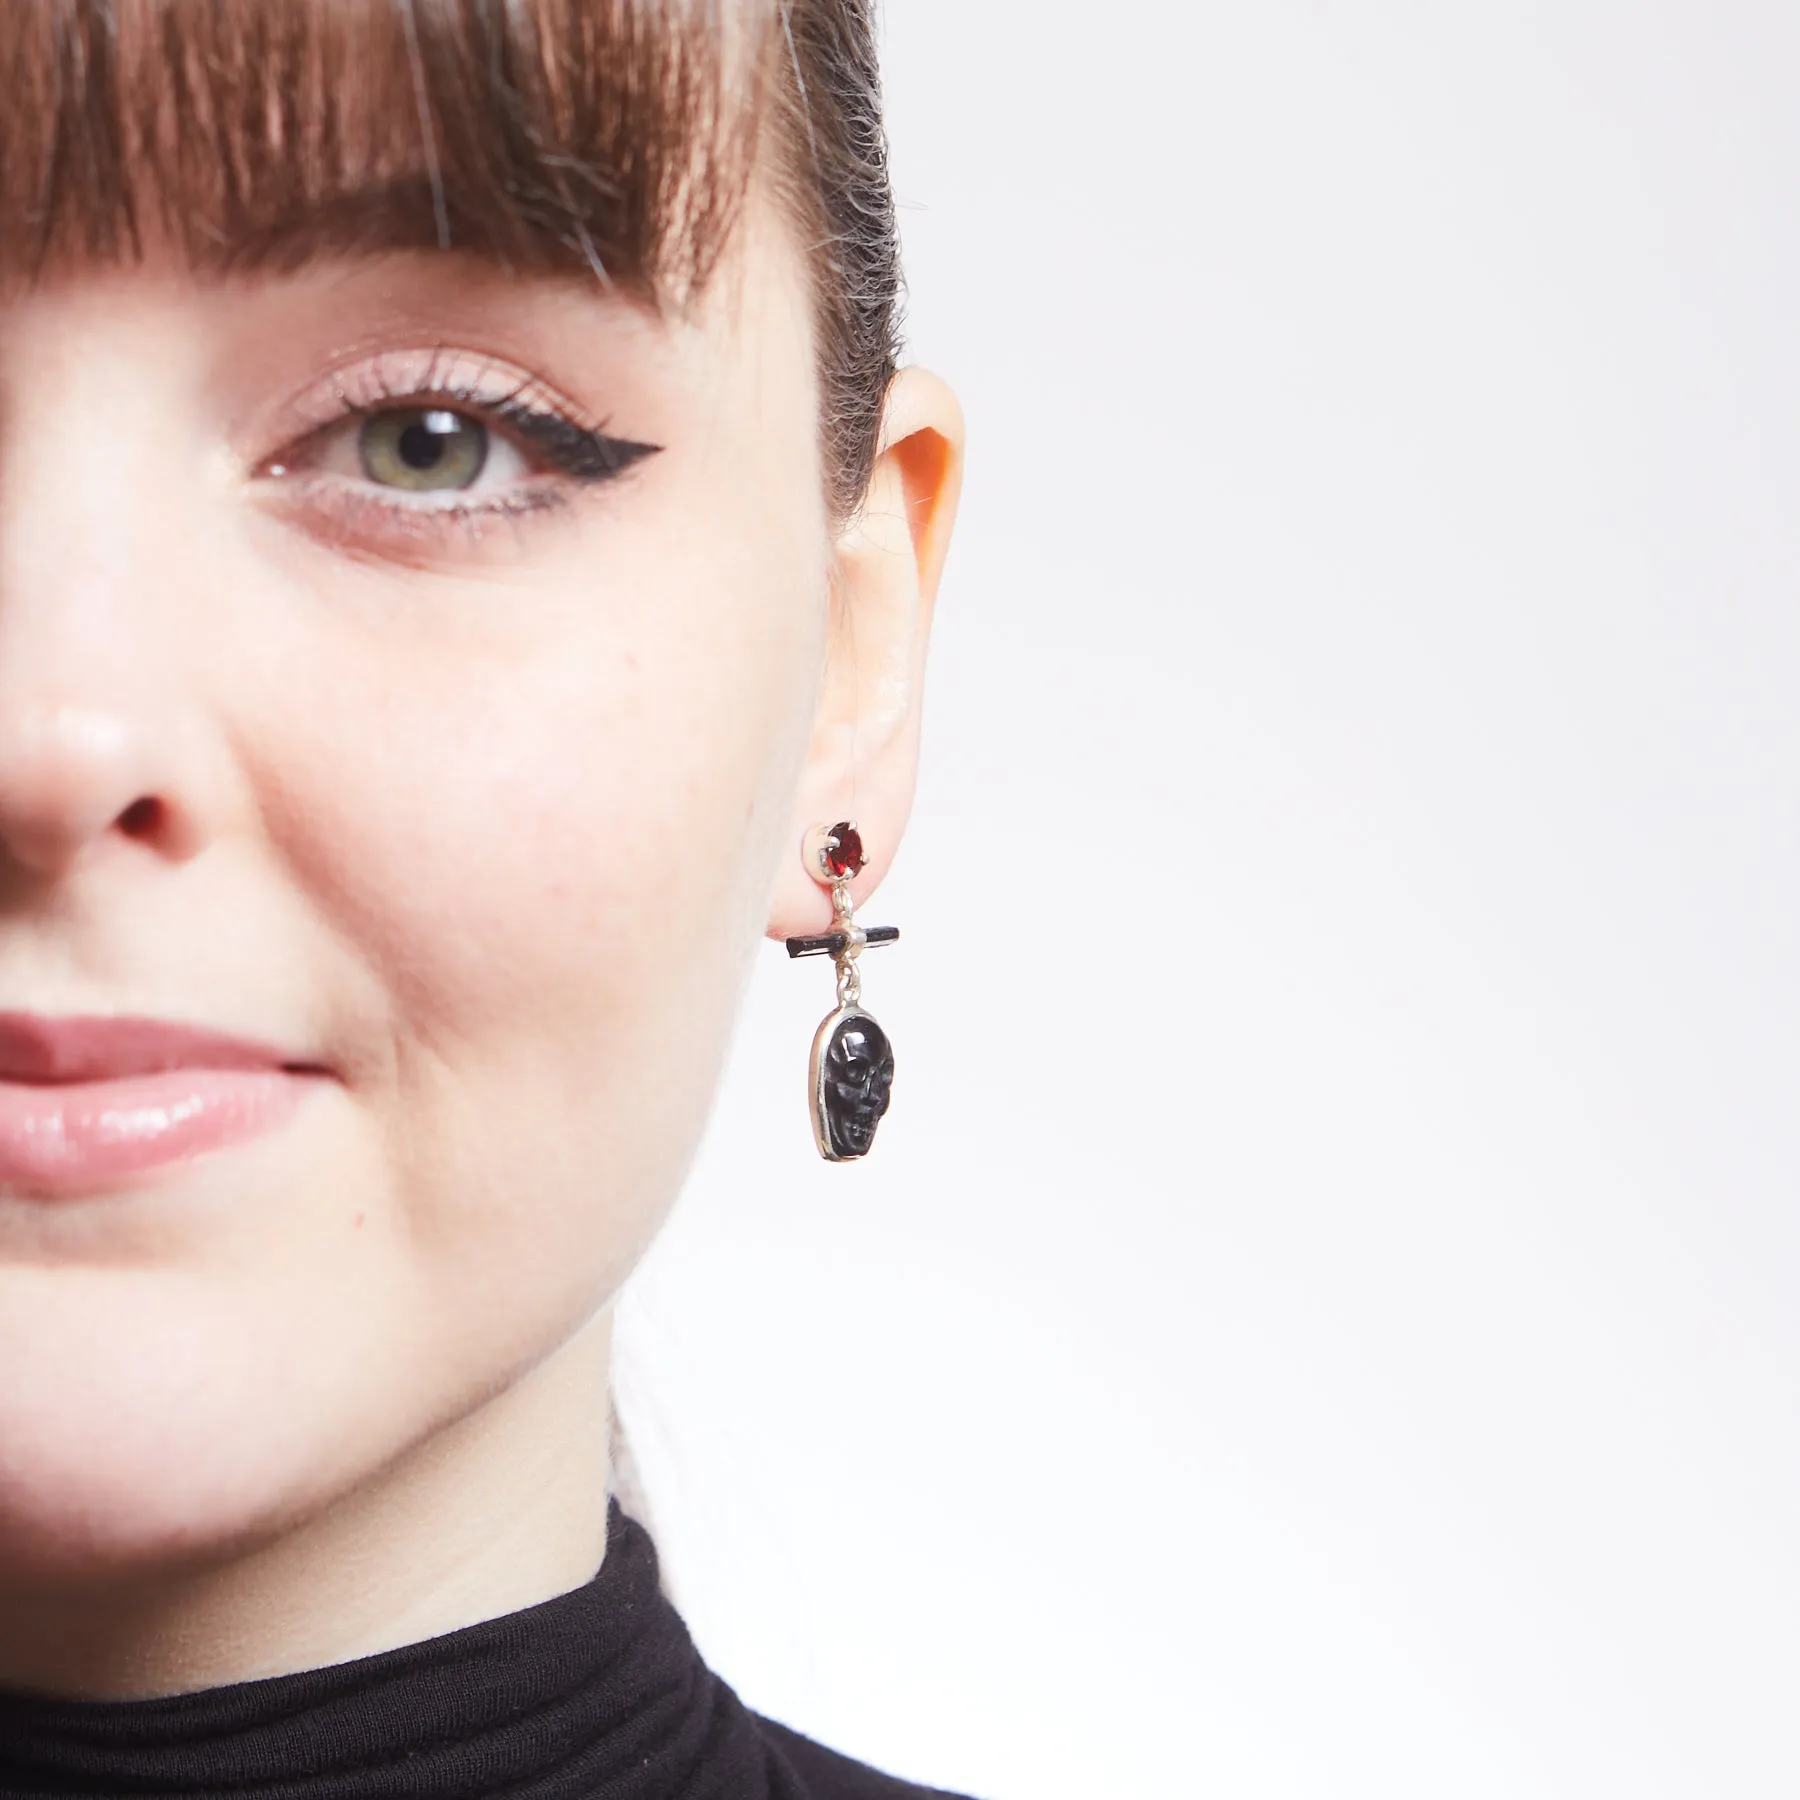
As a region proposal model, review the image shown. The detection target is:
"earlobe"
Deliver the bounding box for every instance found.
[766,367,965,941]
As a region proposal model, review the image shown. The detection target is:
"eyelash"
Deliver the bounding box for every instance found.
[264,354,659,550]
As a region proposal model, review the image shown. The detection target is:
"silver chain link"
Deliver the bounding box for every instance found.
[830,876,861,1007]
[835,955,862,1008]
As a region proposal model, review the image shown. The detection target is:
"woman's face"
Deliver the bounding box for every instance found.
[0,196,923,1579]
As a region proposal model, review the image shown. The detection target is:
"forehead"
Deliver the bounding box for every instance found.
[0,0,763,295]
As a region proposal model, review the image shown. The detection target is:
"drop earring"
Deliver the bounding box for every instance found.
[785,822,900,1161]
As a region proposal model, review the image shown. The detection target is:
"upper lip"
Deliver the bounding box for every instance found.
[0,1013,313,1084]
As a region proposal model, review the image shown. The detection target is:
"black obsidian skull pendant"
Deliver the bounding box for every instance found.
[809,1006,896,1161]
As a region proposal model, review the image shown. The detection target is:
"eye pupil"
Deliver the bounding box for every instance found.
[360,407,488,491]
[399,411,460,470]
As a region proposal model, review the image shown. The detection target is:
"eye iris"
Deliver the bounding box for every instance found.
[360,408,488,491]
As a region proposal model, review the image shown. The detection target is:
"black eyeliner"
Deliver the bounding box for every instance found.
[487,397,662,482]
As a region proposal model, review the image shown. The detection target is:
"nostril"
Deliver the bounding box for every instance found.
[117,797,162,839]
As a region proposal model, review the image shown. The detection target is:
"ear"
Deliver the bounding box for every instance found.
[767,366,965,939]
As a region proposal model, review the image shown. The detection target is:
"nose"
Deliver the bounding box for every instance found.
[0,700,209,879]
[0,310,232,888]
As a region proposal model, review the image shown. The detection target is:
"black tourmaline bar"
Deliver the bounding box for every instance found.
[784,926,901,959]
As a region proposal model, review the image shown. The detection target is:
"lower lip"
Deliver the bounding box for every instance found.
[0,1070,314,1197]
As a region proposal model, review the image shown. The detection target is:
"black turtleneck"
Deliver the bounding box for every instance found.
[0,1504,976,1800]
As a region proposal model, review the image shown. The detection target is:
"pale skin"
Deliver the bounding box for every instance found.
[0,190,963,1696]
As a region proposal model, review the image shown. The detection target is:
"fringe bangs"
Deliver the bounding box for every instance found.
[0,0,769,293]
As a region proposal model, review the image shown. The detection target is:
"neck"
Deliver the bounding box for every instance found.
[0,1309,615,1700]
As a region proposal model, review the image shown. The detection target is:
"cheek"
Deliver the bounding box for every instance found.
[238,506,826,1341]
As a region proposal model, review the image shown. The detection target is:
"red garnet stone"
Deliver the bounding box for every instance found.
[824,822,867,878]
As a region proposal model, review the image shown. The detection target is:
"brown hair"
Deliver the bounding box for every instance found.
[0,0,902,519]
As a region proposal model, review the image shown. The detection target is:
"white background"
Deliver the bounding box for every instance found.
[616,3,1800,1795]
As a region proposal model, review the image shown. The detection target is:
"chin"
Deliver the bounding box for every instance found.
[0,1267,378,1584]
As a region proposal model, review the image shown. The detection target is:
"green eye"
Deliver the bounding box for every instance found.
[357,408,489,492]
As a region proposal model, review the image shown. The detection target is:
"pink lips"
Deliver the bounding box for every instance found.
[0,1013,325,1197]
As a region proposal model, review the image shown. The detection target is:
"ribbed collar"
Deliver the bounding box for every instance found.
[0,1504,761,1800]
